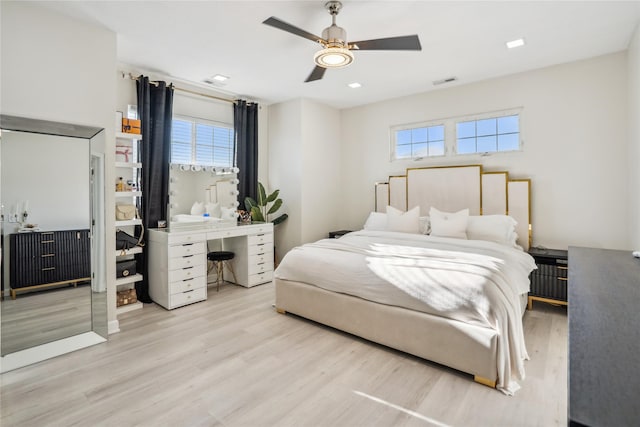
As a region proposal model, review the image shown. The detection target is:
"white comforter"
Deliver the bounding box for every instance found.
[274,230,537,394]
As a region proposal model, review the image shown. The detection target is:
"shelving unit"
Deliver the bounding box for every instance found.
[115,131,144,315]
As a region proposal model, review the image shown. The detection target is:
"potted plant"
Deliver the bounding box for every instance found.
[244,182,288,225]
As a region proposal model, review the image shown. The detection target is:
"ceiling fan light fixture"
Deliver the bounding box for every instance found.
[314,47,354,68]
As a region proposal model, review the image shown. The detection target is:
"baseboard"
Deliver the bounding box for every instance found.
[1,332,106,373]
[108,319,120,335]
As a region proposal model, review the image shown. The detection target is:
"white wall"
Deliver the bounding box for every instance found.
[341,52,630,251]
[629,24,640,250]
[267,98,342,257]
[1,133,90,231]
[268,99,303,258]
[1,1,117,322]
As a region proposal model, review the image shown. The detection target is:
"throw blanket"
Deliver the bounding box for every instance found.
[275,230,537,394]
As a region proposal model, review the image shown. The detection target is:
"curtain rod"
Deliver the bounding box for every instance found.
[121,72,238,105]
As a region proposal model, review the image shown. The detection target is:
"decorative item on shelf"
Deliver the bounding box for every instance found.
[116,177,125,192]
[116,288,138,307]
[244,182,288,225]
[237,210,251,224]
[115,144,132,162]
[116,259,137,278]
[18,223,40,233]
[127,104,138,120]
[115,204,138,220]
[116,228,144,252]
[122,118,141,134]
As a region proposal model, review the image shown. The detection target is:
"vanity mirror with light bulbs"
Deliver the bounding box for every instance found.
[167,163,241,226]
[0,114,108,373]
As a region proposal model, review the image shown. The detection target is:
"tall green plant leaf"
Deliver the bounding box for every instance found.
[250,206,265,222]
[257,182,267,206]
[265,189,279,203]
[244,197,257,213]
[267,198,282,215]
[272,213,288,225]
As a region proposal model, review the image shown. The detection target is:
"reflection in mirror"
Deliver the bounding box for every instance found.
[0,115,106,370]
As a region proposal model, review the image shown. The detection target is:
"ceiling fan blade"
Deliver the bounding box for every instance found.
[305,66,327,83]
[350,35,422,51]
[263,17,324,44]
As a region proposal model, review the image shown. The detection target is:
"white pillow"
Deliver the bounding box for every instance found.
[190,201,205,216]
[386,205,420,233]
[220,206,237,220]
[467,215,519,247]
[363,211,387,231]
[205,202,221,218]
[429,207,469,239]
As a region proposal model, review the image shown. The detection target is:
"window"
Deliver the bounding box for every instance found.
[171,117,234,167]
[456,113,520,155]
[392,123,445,160]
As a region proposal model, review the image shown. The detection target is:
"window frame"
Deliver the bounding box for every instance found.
[170,115,235,167]
[390,120,447,161]
[454,108,522,156]
[389,107,523,163]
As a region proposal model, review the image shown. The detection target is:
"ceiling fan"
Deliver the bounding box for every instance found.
[263,1,422,82]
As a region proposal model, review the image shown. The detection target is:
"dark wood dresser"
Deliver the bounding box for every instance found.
[9,229,91,298]
[568,246,640,426]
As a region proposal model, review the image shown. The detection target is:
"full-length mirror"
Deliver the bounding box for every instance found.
[0,115,107,371]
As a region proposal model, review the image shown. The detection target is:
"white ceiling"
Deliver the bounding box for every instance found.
[39,1,640,109]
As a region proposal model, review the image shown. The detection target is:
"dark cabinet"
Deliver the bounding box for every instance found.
[527,247,568,310]
[9,229,90,298]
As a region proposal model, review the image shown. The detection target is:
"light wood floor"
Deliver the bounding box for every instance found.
[0,282,567,427]
[1,284,92,355]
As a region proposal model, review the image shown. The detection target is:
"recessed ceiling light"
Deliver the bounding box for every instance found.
[212,74,229,82]
[348,82,362,89]
[506,38,525,49]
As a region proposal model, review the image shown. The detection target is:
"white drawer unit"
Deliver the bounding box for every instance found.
[147,223,274,309]
[148,230,208,310]
[223,225,275,288]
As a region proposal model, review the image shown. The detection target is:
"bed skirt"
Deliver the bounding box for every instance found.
[275,278,505,382]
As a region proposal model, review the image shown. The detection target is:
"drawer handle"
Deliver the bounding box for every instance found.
[183,266,194,270]
[183,278,194,282]
[557,266,568,270]
[42,267,55,271]
[183,254,194,258]
[41,240,54,244]
[558,277,568,282]
[41,254,55,258]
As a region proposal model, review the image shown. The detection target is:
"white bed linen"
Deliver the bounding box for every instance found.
[275,230,537,394]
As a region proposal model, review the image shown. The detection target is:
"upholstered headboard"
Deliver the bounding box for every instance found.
[374,165,531,250]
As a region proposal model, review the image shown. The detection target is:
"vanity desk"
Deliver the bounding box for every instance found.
[147,222,274,310]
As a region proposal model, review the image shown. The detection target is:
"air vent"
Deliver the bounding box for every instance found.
[432,77,457,86]
[203,74,229,87]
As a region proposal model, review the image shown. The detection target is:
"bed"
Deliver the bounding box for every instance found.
[274,165,535,394]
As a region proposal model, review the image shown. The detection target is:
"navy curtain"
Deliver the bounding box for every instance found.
[135,76,173,303]
[234,100,259,206]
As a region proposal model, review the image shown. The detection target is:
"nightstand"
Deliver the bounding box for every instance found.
[328,230,352,239]
[527,247,568,310]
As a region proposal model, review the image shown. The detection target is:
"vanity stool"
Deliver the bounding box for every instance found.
[207,251,237,291]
